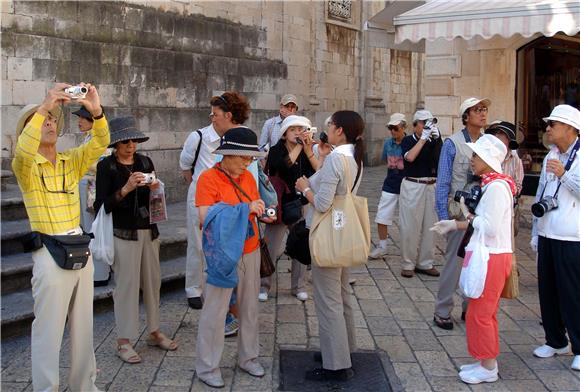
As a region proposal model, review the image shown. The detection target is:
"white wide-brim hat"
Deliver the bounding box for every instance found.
[16,104,64,137]
[466,134,507,174]
[279,115,312,136]
[543,104,580,132]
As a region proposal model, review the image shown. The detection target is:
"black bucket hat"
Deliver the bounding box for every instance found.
[72,106,93,121]
[213,127,267,157]
[485,121,519,150]
[108,116,149,148]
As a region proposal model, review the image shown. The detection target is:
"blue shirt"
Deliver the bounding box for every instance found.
[381,138,405,194]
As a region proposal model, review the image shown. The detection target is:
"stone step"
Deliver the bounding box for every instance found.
[1,255,186,339]
[1,169,17,191]
[1,183,27,221]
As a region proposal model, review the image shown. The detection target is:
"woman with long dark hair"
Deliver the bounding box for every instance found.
[295,110,365,381]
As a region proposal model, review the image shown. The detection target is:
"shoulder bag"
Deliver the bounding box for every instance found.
[309,155,370,268]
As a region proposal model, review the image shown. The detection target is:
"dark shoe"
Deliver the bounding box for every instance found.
[187,296,203,309]
[314,351,352,364]
[433,314,454,330]
[461,311,466,321]
[94,278,110,287]
[305,367,354,382]
[401,270,415,278]
[415,267,440,277]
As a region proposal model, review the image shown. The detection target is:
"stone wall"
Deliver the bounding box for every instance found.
[1,0,424,202]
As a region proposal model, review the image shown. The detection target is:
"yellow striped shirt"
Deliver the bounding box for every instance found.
[12,112,110,234]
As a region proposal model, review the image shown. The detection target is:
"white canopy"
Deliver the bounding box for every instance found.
[391,0,580,43]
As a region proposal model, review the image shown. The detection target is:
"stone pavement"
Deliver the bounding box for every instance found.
[2,165,579,392]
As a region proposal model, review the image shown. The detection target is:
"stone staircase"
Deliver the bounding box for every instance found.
[1,176,190,338]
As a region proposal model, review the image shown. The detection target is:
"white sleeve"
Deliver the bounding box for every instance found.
[179,131,202,171]
[472,182,512,238]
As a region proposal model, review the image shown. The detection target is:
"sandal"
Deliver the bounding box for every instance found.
[147,332,178,351]
[433,314,454,330]
[117,343,142,364]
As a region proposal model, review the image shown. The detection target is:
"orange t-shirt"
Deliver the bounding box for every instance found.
[196,165,260,254]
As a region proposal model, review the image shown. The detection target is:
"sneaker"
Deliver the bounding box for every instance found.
[572,355,580,371]
[239,360,265,378]
[459,362,480,371]
[533,344,570,358]
[198,373,225,388]
[225,314,239,337]
[296,292,308,302]
[459,364,498,384]
[258,288,268,302]
[369,246,388,259]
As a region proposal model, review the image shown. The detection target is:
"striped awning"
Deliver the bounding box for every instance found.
[393,0,580,43]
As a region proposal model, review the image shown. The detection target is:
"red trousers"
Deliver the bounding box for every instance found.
[466,253,512,360]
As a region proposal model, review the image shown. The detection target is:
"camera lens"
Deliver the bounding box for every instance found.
[531,202,546,218]
[80,86,88,94]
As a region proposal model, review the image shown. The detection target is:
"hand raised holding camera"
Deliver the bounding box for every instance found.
[76,83,103,118]
[37,83,73,117]
[122,172,146,195]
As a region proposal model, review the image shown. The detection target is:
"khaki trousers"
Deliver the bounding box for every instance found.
[435,229,466,318]
[185,184,206,298]
[312,265,356,370]
[399,179,437,271]
[112,231,161,340]
[260,223,306,294]
[31,241,98,392]
[196,249,261,378]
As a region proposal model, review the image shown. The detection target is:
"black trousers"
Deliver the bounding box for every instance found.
[537,236,580,355]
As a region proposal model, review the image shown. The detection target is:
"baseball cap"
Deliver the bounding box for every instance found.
[485,120,519,150]
[280,94,298,107]
[459,97,491,116]
[387,113,406,126]
[543,104,580,132]
[413,110,436,122]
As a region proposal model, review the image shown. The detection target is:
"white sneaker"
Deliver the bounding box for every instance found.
[459,364,498,384]
[258,288,268,302]
[459,362,480,371]
[239,359,265,377]
[571,355,580,371]
[296,292,308,302]
[369,246,388,259]
[533,344,570,358]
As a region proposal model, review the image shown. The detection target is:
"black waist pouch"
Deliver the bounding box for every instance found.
[40,233,92,270]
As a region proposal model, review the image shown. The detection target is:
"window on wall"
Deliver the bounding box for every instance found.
[516,34,580,179]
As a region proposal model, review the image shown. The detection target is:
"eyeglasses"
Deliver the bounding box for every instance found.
[471,106,488,114]
[120,139,138,144]
[547,120,560,128]
[40,162,74,194]
[387,125,399,131]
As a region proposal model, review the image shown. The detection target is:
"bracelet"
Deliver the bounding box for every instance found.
[307,154,314,159]
[92,106,105,120]
[303,187,312,194]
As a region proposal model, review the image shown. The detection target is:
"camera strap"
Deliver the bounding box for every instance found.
[539,139,580,200]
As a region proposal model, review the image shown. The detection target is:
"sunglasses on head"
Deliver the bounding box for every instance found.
[120,139,138,144]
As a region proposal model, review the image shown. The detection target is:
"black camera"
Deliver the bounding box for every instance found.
[319,131,328,144]
[531,196,558,218]
[454,185,482,214]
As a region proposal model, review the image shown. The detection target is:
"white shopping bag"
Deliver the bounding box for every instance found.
[459,227,490,298]
[89,206,115,266]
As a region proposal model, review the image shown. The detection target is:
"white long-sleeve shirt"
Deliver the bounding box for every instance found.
[472,180,513,254]
[179,124,221,185]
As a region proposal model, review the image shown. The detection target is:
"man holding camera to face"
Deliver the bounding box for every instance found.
[259,94,299,150]
[530,104,580,371]
[12,83,109,391]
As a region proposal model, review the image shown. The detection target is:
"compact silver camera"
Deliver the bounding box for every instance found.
[65,85,88,99]
[262,207,277,219]
[142,172,156,184]
[531,196,558,218]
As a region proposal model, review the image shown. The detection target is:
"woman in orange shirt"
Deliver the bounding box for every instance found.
[194,127,272,388]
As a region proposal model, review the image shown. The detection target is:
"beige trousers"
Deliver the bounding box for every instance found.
[312,264,356,370]
[185,184,206,298]
[112,230,161,340]
[260,223,306,294]
[31,241,98,392]
[196,249,260,378]
[398,179,437,271]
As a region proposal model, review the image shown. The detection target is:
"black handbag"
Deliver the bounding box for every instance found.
[40,233,92,270]
[285,220,311,265]
[281,198,303,225]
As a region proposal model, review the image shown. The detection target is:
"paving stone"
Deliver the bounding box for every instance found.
[497,353,537,380]
[355,327,376,350]
[95,354,123,384]
[415,350,457,377]
[469,379,511,391]
[358,299,391,317]
[276,323,306,345]
[391,306,424,321]
[276,304,305,324]
[366,316,402,336]
[0,382,29,392]
[392,362,433,391]
[397,321,430,330]
[149,386,190,392]
[428,376,470,392]
[501,379,549,392]
[375,336,416,363]
[405,287,435,302]
[404,329,443,351]
[514,349,569,371]
[107,365,157,391]
[353,285,383,300]
[368,267,396,280]
[153,356,195,387]
[534,370,580,391]
[437,335,469,357]
[166,332,196,358]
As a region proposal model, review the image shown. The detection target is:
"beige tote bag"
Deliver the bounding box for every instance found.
[309,155,371,268]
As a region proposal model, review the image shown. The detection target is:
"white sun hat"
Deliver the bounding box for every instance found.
[543,104,580,132]
[466,134,507,174]
[279,115,312,136]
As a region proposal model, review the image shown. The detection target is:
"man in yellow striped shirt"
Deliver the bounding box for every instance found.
[12,83,109,392]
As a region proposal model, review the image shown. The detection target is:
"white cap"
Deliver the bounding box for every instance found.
[413,110,435,122]
[466,134,507,174]
[459,97,491,116]
[280,94,298,107]
[543,104,580,132]
[279,115,312,136]
[387,113,406,126]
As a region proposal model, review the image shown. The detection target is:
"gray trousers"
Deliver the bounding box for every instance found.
[434,229,467,318]
[260,223,306,294]
[312,264,356,370]
[185,184,206,298]
[196,249,261,378]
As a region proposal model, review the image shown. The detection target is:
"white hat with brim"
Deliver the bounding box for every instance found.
[388,113,406,126]
[459,97,491,117]
[466,134,507,174]
[542,104,580,132]
[279,115,312,137]
[15,104,64,137]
